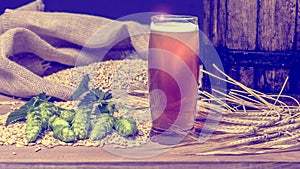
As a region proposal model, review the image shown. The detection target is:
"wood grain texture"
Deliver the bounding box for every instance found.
[226,0,257,50]
[258,0,297,51]
[240,66,255,88]
[297,0,300,50]
[217,0,227,47]
[227,66,255,90]
[229,66,290,94]
[202,0,214,45]
[206,64,294,95]
[220,49,299,94]
[202,0,226,47]
[257,68,290,93]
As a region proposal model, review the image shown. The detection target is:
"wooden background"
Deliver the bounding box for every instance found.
[202,0,300,95]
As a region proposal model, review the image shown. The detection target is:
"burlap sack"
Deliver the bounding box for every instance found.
[0,0,149,100]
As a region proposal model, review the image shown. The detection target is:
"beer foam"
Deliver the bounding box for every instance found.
[150,22,198,32]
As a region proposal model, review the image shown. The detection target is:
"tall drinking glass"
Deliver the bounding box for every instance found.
[148,15,200,144]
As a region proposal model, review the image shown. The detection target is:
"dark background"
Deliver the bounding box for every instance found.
[0,0,203,28]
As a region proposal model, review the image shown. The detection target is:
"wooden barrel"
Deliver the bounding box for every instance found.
[202,0,300,95]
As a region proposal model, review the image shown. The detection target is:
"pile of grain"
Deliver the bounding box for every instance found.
[44,59,148,92]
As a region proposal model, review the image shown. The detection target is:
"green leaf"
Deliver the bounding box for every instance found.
[78,90,100,108]
[72,74,90,100]
[90,89,113,101]
[95,101,116,115]
[5,92,48,125]
[103,91,112,100]
[5,107,27,125]
[78,89,112,108]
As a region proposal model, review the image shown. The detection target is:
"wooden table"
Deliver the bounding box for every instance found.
[1,94,300,169]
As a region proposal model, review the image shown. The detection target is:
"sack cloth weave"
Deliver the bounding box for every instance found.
[0,0,149,100]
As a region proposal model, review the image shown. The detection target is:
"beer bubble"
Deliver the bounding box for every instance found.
[150,22,198,32]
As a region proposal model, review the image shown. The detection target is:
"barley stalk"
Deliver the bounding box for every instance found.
[224,133,281,147]
[268,142,300,149]
[197,112,276,128]
[238,115,281,122]
[206,65,273,109]
[200,91,235,113]
[176,132,282,154]
[258,123,300,134]
[228,110,281,117]
[218,116,275,127]
[203,123,257,134]
[276,115,300,125]
[197,101,233,115]
[244,131,300,149]
[228,90,265,107]
[208,133,246,141]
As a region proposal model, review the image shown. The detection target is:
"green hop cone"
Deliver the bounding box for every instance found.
[90,114,115,141]
[59,108,76,123]
[71,108,90,140]
[25,111,43,143]
[38,102,56,129]
[114,118,138,137]
[49,115,75,143]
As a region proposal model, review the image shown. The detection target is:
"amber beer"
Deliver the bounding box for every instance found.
[149,15,199,143]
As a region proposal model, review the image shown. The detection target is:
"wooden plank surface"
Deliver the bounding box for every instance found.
[227,66,255,89]
[297,0,300,50]
[202,0,227,47]
[202,0,214,46]
[203,0,298,51]
[217,0,227,47]
[258,0,297,51]
[2,145,300,169]
[220,49,299,94]
[257,68,290,93]
[226,0,257,50]
[2,95,300,168]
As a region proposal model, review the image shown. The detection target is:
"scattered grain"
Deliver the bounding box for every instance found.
[34,146,42,152]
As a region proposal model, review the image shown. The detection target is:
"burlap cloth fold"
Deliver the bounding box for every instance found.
[0,0,149,100]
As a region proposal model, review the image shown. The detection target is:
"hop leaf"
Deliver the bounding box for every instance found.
[78,89,112,108]
[95,101,116,115]
[72,74,90,100]
[6,92,48,125]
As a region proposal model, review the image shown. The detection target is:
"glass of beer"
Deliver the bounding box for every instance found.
[148,15,200,144]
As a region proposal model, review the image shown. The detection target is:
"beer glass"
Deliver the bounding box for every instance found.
[148,15,200,144]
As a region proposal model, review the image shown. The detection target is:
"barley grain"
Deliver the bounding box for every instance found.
[34,146,42,152]
[28,143,36,146]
